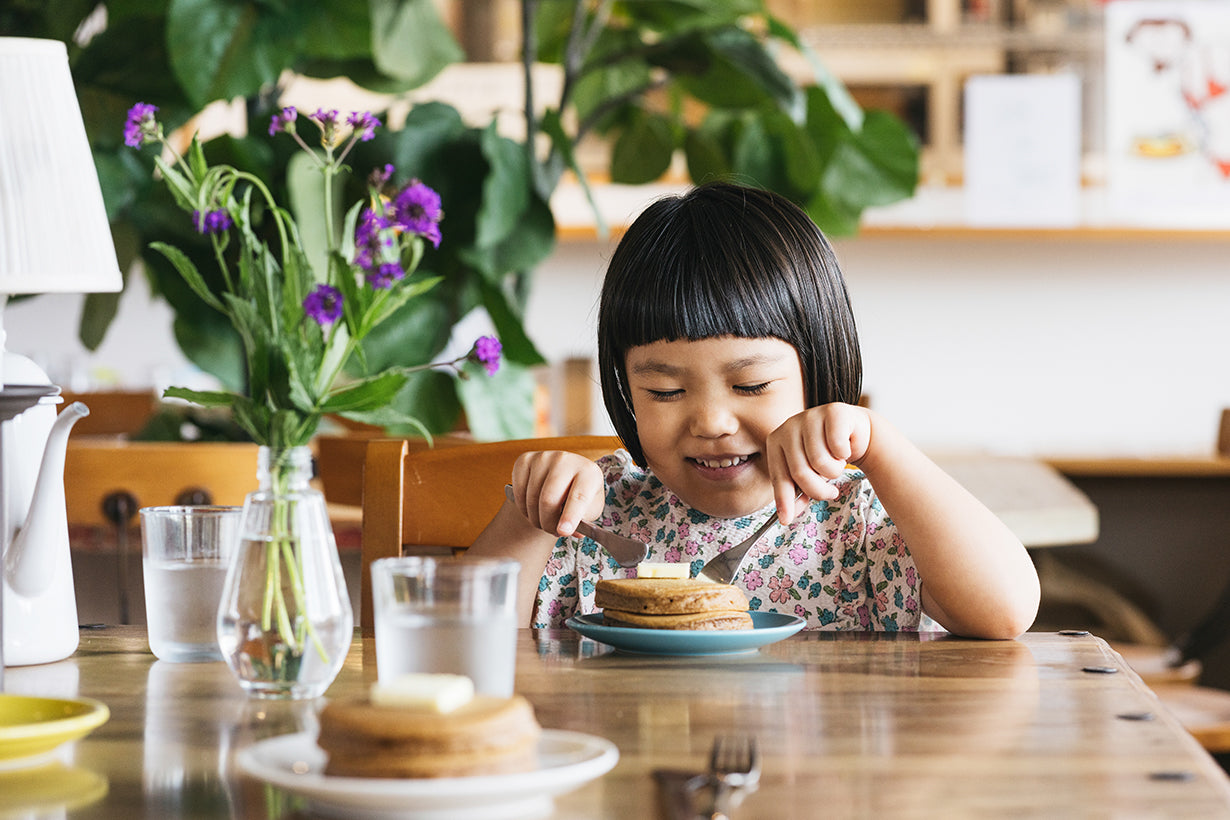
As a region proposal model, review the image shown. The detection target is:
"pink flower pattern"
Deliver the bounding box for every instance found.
[530,450,922,632]
[767,574,795,604]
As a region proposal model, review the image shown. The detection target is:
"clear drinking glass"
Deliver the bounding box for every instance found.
[140,505,241,662]
[370,556,519,696]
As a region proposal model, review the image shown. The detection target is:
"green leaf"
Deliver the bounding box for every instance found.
[382,369,463,436]
[804,86,854,171]
[683,126,731,184]
[286,151,334,279]
[337,404,433,437]
[611,110,675,184]
[150,242,225,312]
[166,0,302,109]
[170,308,246,393]
[299,0,374,60]
[474,123,530,250]
[357,291,454,373]
[162,386,238,407]
[458,196,556,286]
[772,19,864,131]
[803,189,860,238]
[477,279,546,368]
[539,109,606,234]
[571,55,652,135]
[79,290,123,352]
[370,0,462,87]
[728,108,820,199]
[852,110,921,202]
[820,116,920,214]
[674,28,802,116]
[455,360,537,441]
[319,371,409,413]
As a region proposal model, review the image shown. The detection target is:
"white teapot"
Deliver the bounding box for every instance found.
[3,353,88,666]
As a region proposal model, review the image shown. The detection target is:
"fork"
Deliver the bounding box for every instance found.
[503,484,648,567]
[708,734,761,819]
[696,494,800,584]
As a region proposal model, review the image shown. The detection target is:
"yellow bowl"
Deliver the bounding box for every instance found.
[0,694,110,767]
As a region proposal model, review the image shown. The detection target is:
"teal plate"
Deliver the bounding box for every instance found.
[566,611,805,656]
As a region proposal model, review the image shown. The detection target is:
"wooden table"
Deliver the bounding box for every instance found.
[4,627,1229,818]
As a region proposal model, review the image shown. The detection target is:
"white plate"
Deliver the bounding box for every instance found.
[235,729,618,820]
[567,611,806,655]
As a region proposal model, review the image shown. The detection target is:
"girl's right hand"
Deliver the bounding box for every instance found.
[507,450,606,538]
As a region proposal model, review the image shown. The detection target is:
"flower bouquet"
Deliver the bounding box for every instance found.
[126,103,501,697]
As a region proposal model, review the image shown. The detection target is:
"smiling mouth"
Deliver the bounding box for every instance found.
[691,455,752,469]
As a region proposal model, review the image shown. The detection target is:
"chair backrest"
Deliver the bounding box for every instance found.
[359,435,623,630]
[65,440,260,527]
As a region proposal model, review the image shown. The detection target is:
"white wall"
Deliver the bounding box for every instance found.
[11,189,1230,459]
[522,230,1230,458]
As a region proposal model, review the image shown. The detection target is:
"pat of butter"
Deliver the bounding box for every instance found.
[637,562,689,579]
[371,673,475,713]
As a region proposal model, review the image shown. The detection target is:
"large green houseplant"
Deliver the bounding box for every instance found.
[7,0,917,439]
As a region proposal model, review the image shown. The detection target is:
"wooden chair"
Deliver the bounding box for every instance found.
[65,439,259,623]
[359,435,622,631]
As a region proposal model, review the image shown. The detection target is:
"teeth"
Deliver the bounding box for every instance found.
[696,455,748,469]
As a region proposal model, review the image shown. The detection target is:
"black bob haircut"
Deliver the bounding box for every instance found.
[597,181,863,467]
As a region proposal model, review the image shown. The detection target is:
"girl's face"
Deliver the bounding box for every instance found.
[624,335,806,519]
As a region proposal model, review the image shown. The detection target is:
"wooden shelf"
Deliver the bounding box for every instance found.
[550,181,1230,241]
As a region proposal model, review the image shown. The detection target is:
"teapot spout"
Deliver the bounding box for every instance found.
[5,401,89,597]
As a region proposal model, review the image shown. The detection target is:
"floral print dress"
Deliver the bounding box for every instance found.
[532,449,924,631]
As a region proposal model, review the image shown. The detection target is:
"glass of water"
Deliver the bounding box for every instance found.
[140,505,241,662]
[370,556,520,696]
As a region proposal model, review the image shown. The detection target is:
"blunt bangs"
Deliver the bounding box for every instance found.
[602,217,797,350]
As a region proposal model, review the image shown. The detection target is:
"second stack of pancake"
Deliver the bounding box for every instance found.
[595,578,753,631]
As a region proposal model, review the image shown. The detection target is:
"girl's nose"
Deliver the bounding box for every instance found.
[689,401,738,438]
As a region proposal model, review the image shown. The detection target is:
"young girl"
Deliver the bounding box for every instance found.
[469,182,1039,639]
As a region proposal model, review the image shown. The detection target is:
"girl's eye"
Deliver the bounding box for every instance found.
[735,382,771,396]
[645,388,682,401]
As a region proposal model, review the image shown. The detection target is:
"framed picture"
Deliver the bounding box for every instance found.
[1106,0,1230,224]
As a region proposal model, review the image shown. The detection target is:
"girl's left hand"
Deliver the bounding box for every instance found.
[764,402,872,523]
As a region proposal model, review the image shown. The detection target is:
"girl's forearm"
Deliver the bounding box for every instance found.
[857,414,1040,639]
[469,501,559,627]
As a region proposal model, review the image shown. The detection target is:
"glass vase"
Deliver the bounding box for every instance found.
[216,445,353,699]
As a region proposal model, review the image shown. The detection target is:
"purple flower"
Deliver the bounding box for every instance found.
[303,284,343,326]
[311,108,340,128]
[392,181,443,248]
[310,108,341,147]
[268,106,297,136]
[352,207,395,272]
[369,164,395,188]
[346,111,381,142]
[366,262,404,289]
[124,102,159,148]
[469,336,502,376]
[192,209,232,235]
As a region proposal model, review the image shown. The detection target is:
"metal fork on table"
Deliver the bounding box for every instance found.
[708,734,761,819]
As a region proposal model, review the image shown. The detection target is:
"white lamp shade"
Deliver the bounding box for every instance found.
[0,37,122,295]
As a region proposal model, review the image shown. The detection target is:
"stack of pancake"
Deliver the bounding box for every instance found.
[318,676,541,779]
[595,577,753,631]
